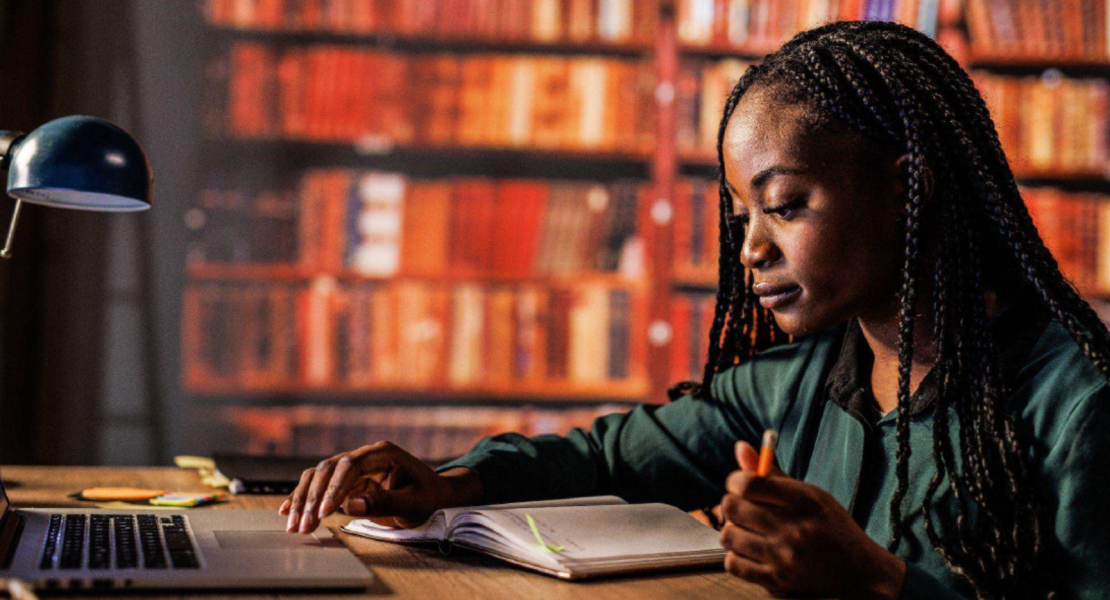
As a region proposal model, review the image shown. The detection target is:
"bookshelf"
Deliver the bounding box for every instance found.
[193,0,1085,460]
[958,0,1110,306]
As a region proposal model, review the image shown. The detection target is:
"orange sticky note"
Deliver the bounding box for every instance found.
[80,487,165,502]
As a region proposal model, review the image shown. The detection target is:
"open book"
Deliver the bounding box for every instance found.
[340,495,727,580]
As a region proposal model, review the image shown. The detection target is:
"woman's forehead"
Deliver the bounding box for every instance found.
[723,95,861,187]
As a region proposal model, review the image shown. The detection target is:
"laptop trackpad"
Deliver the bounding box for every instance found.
[214,531,324,550]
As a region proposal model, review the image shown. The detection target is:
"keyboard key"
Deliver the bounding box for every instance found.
[39,514,63,569]
[113,516,138,569]
[59,515,86,569]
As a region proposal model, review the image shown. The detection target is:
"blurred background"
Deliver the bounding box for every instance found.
[1,0,1107,466]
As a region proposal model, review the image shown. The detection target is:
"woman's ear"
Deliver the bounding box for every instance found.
[892,152,933,203]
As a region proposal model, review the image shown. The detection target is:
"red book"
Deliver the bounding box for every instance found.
[515,181,550,276]
[670,296,692,385]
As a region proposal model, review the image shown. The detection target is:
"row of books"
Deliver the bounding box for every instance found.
[211,42,656,150]
[670,291,716,385]
[212,404,635,461]
[673,178,722,282]
[675,0,939,49]
[677,58,753,156]
[965,0,1110,61]
[1023,187,1110,295]
[182,279,648,391]
[190,170,648,278]
[204,0,661,45]
[974,73,1109,175]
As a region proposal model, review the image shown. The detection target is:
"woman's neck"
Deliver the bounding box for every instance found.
[857,289,998,415]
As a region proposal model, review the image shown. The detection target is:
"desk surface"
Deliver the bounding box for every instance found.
[1,466,776,600]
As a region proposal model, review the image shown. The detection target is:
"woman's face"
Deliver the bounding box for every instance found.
[722,85,906,336]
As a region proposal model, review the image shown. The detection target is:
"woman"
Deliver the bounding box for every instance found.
[280,21,1110,599]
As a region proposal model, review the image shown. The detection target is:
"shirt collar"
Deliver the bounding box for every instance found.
[823,290,1052,423]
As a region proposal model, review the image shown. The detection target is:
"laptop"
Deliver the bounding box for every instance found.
[0,468,375,591]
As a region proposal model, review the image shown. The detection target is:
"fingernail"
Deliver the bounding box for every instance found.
[348,498,366,515]
[318,499,332,518]
[299,515,314,534]
[286,512,298,532]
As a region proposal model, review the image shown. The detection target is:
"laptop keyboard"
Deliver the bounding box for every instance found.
[39,514,199,570]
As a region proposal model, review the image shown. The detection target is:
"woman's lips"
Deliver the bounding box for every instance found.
[756,284,802,309]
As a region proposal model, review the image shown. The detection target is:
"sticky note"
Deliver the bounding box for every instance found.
[80,488,165,502]
[150,493,220,507]
[525,513,564,553]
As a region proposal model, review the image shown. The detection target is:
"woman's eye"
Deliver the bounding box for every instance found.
[768,197,805,220]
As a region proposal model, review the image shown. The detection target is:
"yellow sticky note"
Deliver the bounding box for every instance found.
[174,455,216,470]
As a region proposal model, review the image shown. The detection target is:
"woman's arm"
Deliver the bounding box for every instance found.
[434,386,767,509]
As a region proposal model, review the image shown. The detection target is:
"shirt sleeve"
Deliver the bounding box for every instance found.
[434,374,769,509]
[1041,384,1110,599]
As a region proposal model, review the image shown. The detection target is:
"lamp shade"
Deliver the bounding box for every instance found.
[5,116,151,212]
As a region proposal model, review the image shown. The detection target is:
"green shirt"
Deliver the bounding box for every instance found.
[437,294,1110,599]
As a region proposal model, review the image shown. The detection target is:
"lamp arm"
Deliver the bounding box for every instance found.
[0,130,27,259]
[0,198,22,259]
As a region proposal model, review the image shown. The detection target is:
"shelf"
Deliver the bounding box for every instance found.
[187,263,648,289]
[968,52,1110,77]
[1011,169,1110,195]
[202,138,653,180]
[680,154,1110,193]
[185,379,652,405]
[209,25,655,57]
[678,42,778,61]
[672,275,718,292]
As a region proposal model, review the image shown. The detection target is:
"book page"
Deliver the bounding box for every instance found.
[461,503,724,565]
[342,495,626,542]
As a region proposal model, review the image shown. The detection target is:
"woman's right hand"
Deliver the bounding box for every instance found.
[278,440,483,534]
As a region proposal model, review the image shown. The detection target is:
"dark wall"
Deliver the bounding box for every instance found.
[0,0,198,465]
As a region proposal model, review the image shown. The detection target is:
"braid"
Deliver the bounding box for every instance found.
[666,20,1110,599]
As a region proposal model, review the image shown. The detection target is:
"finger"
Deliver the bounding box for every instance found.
[299,459,341,534]
[720,522,772,562]
[287,468,316,533]
[736,441,759,471]
[319,454,359,519]
[724,470,811,509]
[723,551,777,591]
[719,493,781,534]
[736,440,784,476]
[278,498,291,516]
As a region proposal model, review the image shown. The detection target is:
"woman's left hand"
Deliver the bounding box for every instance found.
[719,441,907,599]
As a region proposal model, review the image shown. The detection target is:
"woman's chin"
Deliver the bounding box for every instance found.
[768,309,820,338]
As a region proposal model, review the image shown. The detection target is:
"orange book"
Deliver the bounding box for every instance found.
[370,283,401,384]
[485,287,517,384]
[181,285,204,386]
[514,285,547,380]
[400,181,453,276]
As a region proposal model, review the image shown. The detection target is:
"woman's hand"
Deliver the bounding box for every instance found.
[719,441,906,600]
[278,440,483,534]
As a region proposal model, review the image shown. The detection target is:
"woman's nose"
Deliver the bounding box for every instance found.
[739,218,779,270]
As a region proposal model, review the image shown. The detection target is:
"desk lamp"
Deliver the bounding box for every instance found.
[0,115,152,258]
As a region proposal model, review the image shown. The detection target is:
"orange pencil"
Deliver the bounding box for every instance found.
[757,429,778,477]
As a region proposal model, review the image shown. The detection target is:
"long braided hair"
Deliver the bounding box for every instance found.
[669,20,1110,599]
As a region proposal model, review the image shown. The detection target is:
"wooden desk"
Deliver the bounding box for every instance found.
[2,466,776,599]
